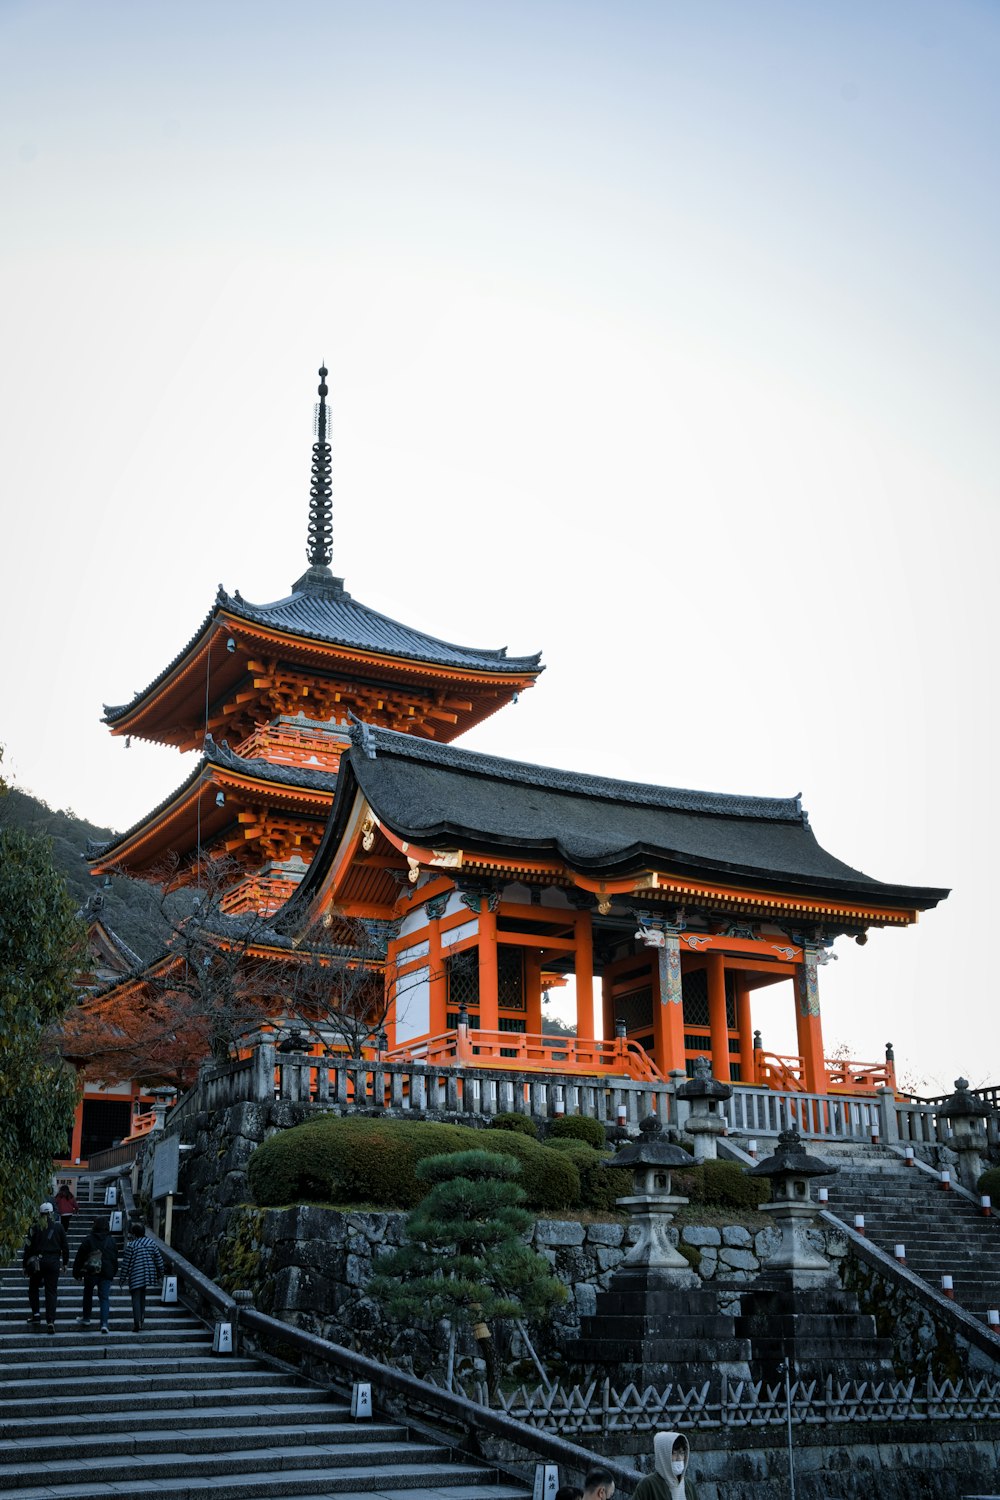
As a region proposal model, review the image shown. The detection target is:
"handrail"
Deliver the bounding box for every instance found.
[116,1175,642,1491]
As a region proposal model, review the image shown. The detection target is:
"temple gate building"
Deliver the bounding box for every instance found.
[274,720,946,1095]
[71,364,947,1159]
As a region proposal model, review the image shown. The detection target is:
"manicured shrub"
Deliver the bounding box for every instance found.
[247,1115,580,1212]
[977,1165,1000,1201]
[545,1139,623,1211]
[248,1116,466,1210]
[546,1114,609,1151]
[476,1131,580,1210]
[490,1112,539,1138]
[672,1159,770,1209]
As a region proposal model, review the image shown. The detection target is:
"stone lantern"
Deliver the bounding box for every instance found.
[939,1078,991,1191]
[738,1127,893,1379]
[675,1056,733,1162]
[605,1115,697,1284]
[149,1088,177,1132]
[750,1126,838,1287]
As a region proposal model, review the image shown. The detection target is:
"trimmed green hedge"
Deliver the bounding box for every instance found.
[546,1115,609,1150]
[247,1116,580,1211]
[490,1112,539,1138]
[545,1139,623,1211]
[673,1159,770,1209]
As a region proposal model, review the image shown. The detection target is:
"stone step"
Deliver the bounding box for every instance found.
[2,1355,265,1381]
[0,1478,522,1500]
[0,1340,226,1365]
[1,1407,378,1443]
[0,1368,311,1400]
[0,1456,493,1500]
[0,1323,206,1340]
[0,1385,332,1423]
[1,1420,414,1464]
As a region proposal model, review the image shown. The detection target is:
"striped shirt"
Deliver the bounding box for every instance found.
[119,1235,165,1289]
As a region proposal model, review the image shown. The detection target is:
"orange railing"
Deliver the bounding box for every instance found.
[754,1051,807,1092]
[120,1110,159,1144]
[386,1028,665,1083]
[825,1055,897,1094]
[754,1049,897,1097]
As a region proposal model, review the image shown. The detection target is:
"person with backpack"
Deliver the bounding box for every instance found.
[73,1214,119,1333]
[22,1202,70,1333]
[118,1221,164,1333]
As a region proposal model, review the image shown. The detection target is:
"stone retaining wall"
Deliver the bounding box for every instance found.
[159,1098,984,1385]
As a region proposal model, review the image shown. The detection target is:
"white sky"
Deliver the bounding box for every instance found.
[2,1,997,1092]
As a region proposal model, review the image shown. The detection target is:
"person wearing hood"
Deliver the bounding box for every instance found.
[632,1431,698,1500]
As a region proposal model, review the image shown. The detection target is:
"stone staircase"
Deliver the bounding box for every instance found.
[0,1180,528,1500]
[821,1147,1000,1320]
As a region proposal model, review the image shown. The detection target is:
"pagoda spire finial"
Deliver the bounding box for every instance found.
[306,363,333,573]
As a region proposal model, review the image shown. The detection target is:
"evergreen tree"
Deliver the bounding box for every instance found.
[0,751,85,1258]
[369,1149,565,1389]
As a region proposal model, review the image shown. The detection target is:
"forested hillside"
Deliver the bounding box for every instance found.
[1,788,168,963]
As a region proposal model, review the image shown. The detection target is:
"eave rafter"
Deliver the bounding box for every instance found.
[108,614,538,750]
[360,832,919,933]
[88,763,335,880]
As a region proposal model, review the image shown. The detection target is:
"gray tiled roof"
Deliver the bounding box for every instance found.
[86,737,337,861]
[282,722,948,913]
[104,577,542,723]
[222,578,543,672]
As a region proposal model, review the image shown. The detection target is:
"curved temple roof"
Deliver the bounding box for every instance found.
[87,736,338,865]
[103,577,543,727]
[281,721,949,920]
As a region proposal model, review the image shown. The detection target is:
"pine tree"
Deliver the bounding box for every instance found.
[369,1149,565,1389]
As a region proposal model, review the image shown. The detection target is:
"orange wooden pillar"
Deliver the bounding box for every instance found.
[736,975,755,1084]
[707,952,731,1082]
[69,1097,85,1164]
[478,906,499,1034]
[574,913,595,1041]
[795,949,827,1094]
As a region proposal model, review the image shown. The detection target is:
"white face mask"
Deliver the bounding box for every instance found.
[671,1460,686,1477]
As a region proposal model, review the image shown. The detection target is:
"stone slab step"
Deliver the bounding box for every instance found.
[0,1440,450,1481]
[0,1369,309,1400]
[2,1357,265,1383]
[0,1386,330,1422]
[0,1458,493,1500]
[2,1338,211,1362]
[1,1422,413,1463]
[0,1402,355,1441]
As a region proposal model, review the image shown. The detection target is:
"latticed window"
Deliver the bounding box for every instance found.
[498,1017,526,1033]
[682,970,709,1026]
[615,986,653,1033]
[447,947,525,1013]
[498,947,525,1010]
[682,968,738,1027]
[447,952,479,1010]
